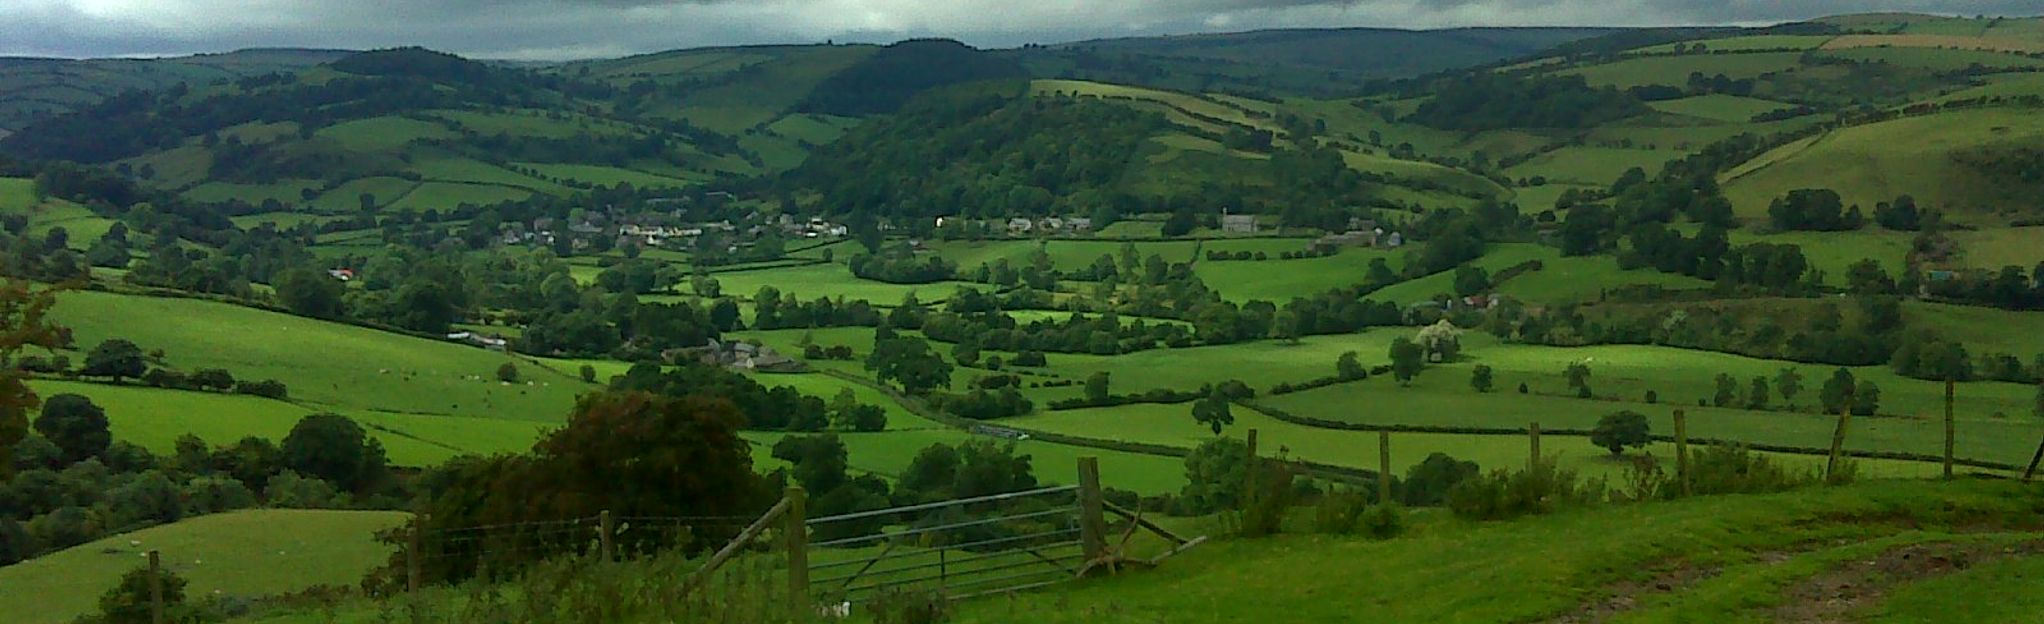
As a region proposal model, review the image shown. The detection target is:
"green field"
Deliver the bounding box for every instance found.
[1193,246,1403,302]
[949,480,2044,623]
[1721,108,2044,220]
[1949,226,2044,270]
[1630,35,1837,54]
[316,116,457,152]
[1560,52,1805,89]
[514,162,695,188]
[0,509,404,624]
[0,178,122,246]
[701,261,976,303]
[1646,94,1796,123]
[385,182,530,211]
[49,290,592,422]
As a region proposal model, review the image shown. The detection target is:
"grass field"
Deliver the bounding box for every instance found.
[1503,146,1690,187]
[316,116,457,152]
[695,262,977,304]
[514,162,695,188]
[1,509,404,624]
[384,182,531,211]
[1721,108,2044,220]
[0,178,122,246]
[49,290,593,422]
[949,480,2044,623]
[1559,53,1805,89]
[1630,35,1836,54]
[1193,246,1403,302]
[1646,94,1796,123]
[1949,226,2044,270]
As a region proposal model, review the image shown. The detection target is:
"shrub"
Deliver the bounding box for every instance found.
[191,368,236,392]
[1447,460,1601,521]
[96,564,191,624]
[1311,489,1369,535]
[234,379,289,399]
[496,362,520,383]
[1234,463,1296,538]
[578,364,597,383]
[1360,504,1406,539]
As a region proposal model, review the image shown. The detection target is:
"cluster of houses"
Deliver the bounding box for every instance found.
[1313,219,1404,249]
[492,209,853,253]
[668,339,806,373]
[1002,216,1095,235]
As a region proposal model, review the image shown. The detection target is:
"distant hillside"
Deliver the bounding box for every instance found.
[1010,27,1620,97]
[0,48,348,132]
[797,39,1028,116]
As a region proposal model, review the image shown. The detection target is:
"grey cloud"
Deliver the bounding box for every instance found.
[0,0,2037,59]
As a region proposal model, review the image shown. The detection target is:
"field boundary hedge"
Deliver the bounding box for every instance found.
[821,369,1381,485]
[1241,401,2025,472]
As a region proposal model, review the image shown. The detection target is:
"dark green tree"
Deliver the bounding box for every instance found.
[32,394,108,464]
[1852,380,1881,416]
[275,267,346,320]
[865,337,953,395]
[1775,368,1804,409]
[82,339,147,383]
[280,413,389,494]
[1590,411,1651,456]
[1820,368,1857,415]
[1713,373,1740,408]
[1746,376,1770,410]
[1192,391,1234,435]
[1471,365,1495,393]
[1337,351,1366,381]
[1389,338,1425,386]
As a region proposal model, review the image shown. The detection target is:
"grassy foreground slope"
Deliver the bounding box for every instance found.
[0,510,404,624]
[951,479,2044,623]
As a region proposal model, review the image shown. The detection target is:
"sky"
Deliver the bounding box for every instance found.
[0,0,2038,60]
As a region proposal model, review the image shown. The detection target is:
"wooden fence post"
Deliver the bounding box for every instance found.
[1242,429,1259,511]
[2025,432,2044,482]
[147,550,164,624]
[785,487,808,605]
[1528,422,1541,470]
[1377,430,1392,505]
[1077,457,1107,565]
[406,514,423,592]
[1943,379,1956,480]
[1674,410,1690,497]
[1826,394,1854,482]
[599,510,616,562]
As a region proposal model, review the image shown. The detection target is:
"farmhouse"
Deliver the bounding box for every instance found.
[1222,214,1259,233]
[1007,218,1035,233]
[672,339,808,373]
[1316,230,1377,248]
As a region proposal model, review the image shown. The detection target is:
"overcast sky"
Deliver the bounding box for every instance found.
[1,0,2037,60]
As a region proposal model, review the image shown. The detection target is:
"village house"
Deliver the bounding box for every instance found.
[445,331,510,352]
[1007,217,1035,234]
[1316,230,1377,248]
[327,268,356,281]
[671,339,806,373]
[1222,214,1259,233]
[1066,217,1093,232]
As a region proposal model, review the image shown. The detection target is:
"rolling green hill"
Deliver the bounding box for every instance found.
[0,49,348,134]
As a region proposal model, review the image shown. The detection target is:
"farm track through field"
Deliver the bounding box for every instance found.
[1771,539,2044,623]
[1721,130,1834,187]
